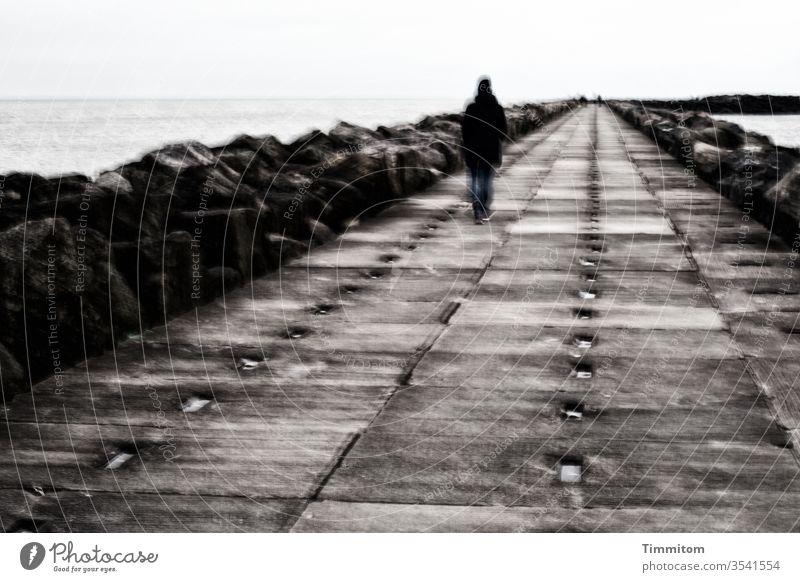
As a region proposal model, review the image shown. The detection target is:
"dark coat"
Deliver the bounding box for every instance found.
[461,92,508,169]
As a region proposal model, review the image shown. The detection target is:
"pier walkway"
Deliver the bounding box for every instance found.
[2,105,799,532]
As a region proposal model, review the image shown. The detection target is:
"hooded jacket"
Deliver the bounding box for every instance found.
[461,87,508,169]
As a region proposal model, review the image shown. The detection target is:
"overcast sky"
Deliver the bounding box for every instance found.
[2,0,798,100]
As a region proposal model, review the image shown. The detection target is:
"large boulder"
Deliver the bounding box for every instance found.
[216,134,290,170]
[0,341,25,399]
[112,231,195,323]
[764,162,800,233]
[695,125,744,149]
[428,140,461,172]
[384,146,436,195]
[718,146,791,206]
[215,135,290,192]
[307,151,395,225]
[0,218,137,387]
[311,177,370,231]
[287,130,346,165]
[202,266,243,301]
[95,170,134,196]
[30,187,168,243]
[0,173,57,205]
[173,208,267,281]
[169,162,259,210]
[694,119,770,150]
[415,115,461,136]
[142,140,218,172]
[114,141,250,209]
[259,187,329,241]
[692,141,725,181]
[329,122,382,147]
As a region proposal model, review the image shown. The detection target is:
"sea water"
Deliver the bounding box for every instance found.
[0,98,465,177]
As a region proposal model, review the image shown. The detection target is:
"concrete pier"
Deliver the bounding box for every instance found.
[2,105,799,532]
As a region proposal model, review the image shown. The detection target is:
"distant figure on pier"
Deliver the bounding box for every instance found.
[461,77,508,224]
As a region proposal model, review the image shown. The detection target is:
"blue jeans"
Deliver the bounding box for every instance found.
[469,162,493,219]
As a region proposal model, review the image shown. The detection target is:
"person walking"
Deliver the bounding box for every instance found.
[461,77,508,224]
